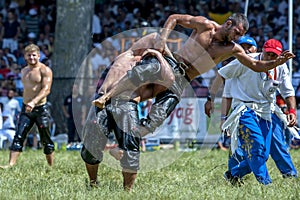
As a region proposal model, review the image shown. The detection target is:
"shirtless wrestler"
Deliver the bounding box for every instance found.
[93,13,294,109]
[81,32,180,191]
[0,44,54,169]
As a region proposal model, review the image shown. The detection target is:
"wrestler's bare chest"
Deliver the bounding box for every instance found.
[22,67,42,86]
[182,31,233,63]
[207,42,233,61]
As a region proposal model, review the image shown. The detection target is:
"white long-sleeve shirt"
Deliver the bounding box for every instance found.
[219,53,294,106]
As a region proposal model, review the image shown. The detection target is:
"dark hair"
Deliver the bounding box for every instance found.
[226,13,249,32]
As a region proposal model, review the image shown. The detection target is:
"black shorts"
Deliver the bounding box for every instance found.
[10,104,54,154]
[107,100,141,171]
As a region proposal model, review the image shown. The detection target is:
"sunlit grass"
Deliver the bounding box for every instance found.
[0,148,299,200]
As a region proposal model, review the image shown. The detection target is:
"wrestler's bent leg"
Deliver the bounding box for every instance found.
[141,90,179,135]
[81,101,110,186]
[107,101,140,190]
[81,145,102,188]
[81,104,109,162]
[93,56,162,108]
[141,68,188,135]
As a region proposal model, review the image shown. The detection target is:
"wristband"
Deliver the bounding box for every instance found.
[207,95,211,101]
[289,108,296,116]
[207,93,215,102]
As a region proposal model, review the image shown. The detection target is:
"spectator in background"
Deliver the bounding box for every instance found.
[15,41,26,67]
[25,8,39,37]
[36,32,50,47]
[10,63,23,95]
[90,43,110,78]
[38,6,49,33]
[278,0,288,15]
[101,9,115,27]
[200,68,216,87]
[1,76,16,96]
[0,0,10,19]
[0,13,5,48]
[3,47,17,64]
[40,44,52,67]
[0,102,2,128]
[0,89,21,123]
[0,57,10,79]
[26,32,36,45]
[18,17,27,42]
[294,34,300,70]
[62,83,86,147]
[280,29,289,50]
[42,23,52,43]
[248,3,264,27]
[0,110,16,147]
[0,48,8,65]
[92,12,101,37]
[208,0,232,24]
[5,62,18,79]
[2,10,20,52]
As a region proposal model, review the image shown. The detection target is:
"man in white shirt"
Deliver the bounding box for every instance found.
[0,89,21,123]
[218,39,296,185]
[0,110,16,147]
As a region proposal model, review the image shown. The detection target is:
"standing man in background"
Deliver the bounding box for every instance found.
[62,83,86,147]
[0,44,54,169]
[0,89,21,124]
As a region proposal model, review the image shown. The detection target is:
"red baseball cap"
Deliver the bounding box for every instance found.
[263,39,283,56]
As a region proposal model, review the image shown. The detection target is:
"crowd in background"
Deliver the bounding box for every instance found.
[0,0,56,97]
[1,0,300,148]
[1,0,300,96]
[91,0,300,104]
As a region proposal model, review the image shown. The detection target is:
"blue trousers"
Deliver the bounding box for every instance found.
[269,114,297,177]
[230,108,272,185]
[228,113,298,179]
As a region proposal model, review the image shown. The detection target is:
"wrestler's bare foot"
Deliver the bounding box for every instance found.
[109,147,124,160]
[0,164,13,169]
[92,97,106,109]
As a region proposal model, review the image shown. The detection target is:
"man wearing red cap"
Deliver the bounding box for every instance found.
[213,39,297,185]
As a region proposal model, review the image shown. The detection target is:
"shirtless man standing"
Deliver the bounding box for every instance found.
[0,44,54,169]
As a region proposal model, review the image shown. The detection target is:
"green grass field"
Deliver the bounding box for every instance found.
[0,148,299,200]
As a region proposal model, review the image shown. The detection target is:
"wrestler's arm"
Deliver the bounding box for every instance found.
[156,14,210,51]
[204,72,224,117]
[233,45,295,72]
[220,87,233,129]
[27,65,53,109]
[285,96,297,126]
[221,97,232,118]
[160,14,209,39]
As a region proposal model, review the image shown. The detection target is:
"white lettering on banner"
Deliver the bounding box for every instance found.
[150,98,207,139]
